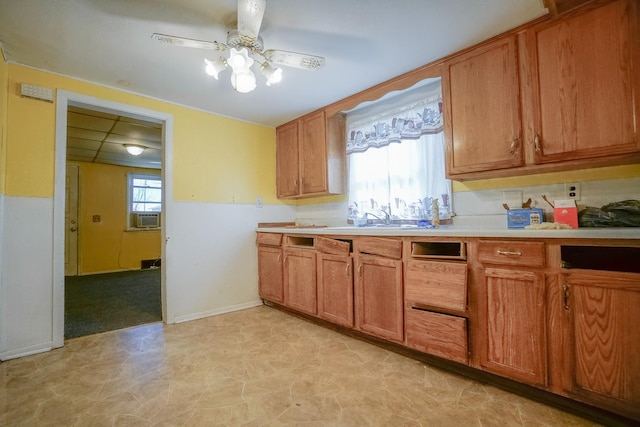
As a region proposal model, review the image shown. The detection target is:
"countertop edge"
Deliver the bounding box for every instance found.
[256,226,640,240]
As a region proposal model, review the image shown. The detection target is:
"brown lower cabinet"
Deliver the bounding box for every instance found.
[354,253,404,343]
[477,267,547,386]
[317,253,353,327]
[283,247,317,316]
[258,232,640,422]
[557,269,640,420]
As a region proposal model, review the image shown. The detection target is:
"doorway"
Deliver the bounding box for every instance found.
[63,105,164,338]
[53,91,174,347]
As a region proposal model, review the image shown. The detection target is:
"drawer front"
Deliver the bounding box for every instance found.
[357,237,402,259]
[257,232,282,246]
[316,237,351,256]
[477,240,545,267]
[405,308,468,365]
[405,261,467,312]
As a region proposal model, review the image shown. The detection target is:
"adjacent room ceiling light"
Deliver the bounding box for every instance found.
[124,145,145,156]
[152,0,325,94]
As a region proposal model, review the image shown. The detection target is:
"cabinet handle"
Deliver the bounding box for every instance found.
[277,254,282,264]
[283,255,288,266]
[345,263,350,277]
[496,250,522,257]
[357,264,362,277]
[534,133,541,152]
[509,137,519,156]
[562,284,570,310]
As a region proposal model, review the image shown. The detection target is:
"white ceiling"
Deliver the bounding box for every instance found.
[0,0,548,129]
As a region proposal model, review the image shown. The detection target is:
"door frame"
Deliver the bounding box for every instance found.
[53,90,175,347]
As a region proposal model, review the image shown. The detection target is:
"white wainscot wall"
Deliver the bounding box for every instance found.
[453,177,640,228]
[167,201,296,323]
[0,196,55,360]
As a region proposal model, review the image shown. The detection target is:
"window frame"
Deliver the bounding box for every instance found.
[127,172,162,229]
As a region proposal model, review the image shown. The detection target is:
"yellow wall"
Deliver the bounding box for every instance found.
[4,63,280,204]
[0,53,8,194]
[71,161,161,274]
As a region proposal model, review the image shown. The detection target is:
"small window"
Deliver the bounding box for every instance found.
[128,173,162,227]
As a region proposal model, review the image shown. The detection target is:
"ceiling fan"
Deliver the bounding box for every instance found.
[152,0,325,93]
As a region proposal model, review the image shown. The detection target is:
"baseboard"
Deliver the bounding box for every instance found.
[173,299,263,324]
[0,341,53,361]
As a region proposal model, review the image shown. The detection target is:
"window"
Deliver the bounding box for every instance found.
[346,80,452,223]
[128,173,162,213]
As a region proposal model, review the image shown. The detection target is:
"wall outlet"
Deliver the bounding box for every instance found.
[564,183,581,200]
[256,197,263,208]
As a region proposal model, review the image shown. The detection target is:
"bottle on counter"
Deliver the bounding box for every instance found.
[432,198,440,228]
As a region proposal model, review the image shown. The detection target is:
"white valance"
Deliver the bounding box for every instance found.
[346,81,443,154]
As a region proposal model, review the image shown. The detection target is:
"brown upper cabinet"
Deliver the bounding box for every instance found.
[442,35,524,175]
[521,0,640,165]
[444,0,639,179]
[276,110,346,198]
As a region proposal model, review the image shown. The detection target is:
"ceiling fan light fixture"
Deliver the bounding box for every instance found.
[204,58,227,79]
[261,62,282,86]
[124,145,145,156]
[228,47,253,72]
[231,69,257,93]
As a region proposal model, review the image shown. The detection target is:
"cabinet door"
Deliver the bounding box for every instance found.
[523,0,640,164]
[299,110,328,195]
[317,253,353,327]
[276,121,300,197]
[283,249,317,315]
[355,255,404,343]
[443,35,523,175]
[257,246,283,303]
[560,270,640,420]
[478,267,547,386]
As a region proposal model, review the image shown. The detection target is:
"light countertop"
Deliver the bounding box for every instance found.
[256,225,640,240]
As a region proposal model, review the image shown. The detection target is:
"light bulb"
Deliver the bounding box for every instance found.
[261,63,283,86]
[228,48,253,72]
[231,69,257,93]
[204,58,226,79]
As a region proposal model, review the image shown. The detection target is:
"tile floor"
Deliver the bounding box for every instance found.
[0,306,601,426]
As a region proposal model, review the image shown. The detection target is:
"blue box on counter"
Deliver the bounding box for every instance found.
[507,208,544,228]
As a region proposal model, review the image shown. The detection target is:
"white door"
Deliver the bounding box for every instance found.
[65,164,79,276]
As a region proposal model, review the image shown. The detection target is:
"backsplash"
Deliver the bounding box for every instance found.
[294,176,640,228]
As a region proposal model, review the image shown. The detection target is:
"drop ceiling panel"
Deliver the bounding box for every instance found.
[67,137,101,150]
[69,106,119,120]
[67,112,115,132]
[66,106,162,169]
[111,122,161,143]
[67,127,108,141]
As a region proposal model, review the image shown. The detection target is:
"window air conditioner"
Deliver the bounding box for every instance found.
[135,212,160,228]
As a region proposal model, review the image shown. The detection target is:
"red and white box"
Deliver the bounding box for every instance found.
[554,199,578,228]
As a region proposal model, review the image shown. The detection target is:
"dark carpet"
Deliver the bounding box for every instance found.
[65,268,162,339]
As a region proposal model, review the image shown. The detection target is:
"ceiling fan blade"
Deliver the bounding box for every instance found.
[152,33,227,51]
[264,50,326,71]
[237,0,266,44]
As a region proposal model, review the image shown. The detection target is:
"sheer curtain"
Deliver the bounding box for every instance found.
[346,82,451,221]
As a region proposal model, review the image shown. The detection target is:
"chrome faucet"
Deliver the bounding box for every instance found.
[365,211,391,225]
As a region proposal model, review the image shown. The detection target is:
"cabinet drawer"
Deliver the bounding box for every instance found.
[478,240,545,267]
[357,237,402,259]
[316,236,351,256]
[405,260,467,312]
[257,232,282,246]
[405,308,468,365]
